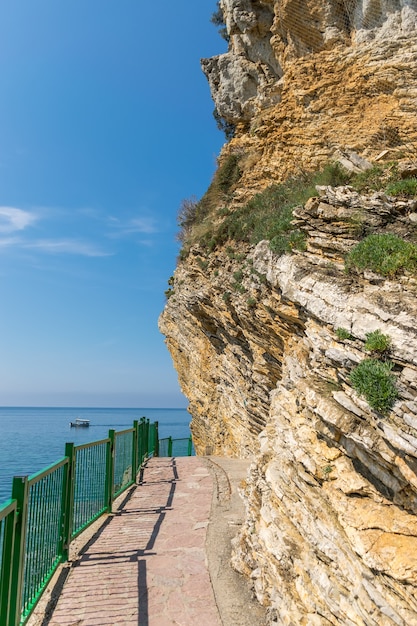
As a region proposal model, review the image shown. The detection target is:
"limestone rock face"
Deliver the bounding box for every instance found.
[203,0,417,128]
[202,0,281,122]
[160,2,417,624]
[160,186,417,623]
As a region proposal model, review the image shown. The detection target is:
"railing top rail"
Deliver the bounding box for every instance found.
[0,497,17,519]
[72,437,110,452]
[113,427,135,437]
[27,456,69,486]
[159,437,191,442]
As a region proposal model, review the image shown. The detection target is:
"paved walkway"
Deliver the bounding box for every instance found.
[48,457,222,626]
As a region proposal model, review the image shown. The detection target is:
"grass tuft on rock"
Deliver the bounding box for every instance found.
[346,233,417,276]
[350,359,398,414]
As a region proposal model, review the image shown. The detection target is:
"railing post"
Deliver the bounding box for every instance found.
[133,420,139,479]
[105,431,115,512]
[61,444,75,562]
[188,435,193,456]
[8,476,29,626]
[139,417,146,465]
[0,504,16,626]
[145,419,150,458]
[168,436,173,457]
[154,421,159,457]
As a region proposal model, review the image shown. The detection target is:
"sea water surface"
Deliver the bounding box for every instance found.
[0,407,191,503]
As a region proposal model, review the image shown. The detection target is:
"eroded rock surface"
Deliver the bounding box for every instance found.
[160,186,417,623]
[160,2,417,623]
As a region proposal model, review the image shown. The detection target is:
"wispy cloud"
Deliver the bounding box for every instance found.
[0,236,22,247]
[107,215,158,237]
[24,239,112,257]
[0,207,37,233]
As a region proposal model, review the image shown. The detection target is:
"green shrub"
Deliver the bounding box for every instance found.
[233,270,244,282]
[350,359,398,414]
[308,162,351,190]
[350,166,385,193]
[270,229,306,255]
[232,281,246,293]
[213,107,235,140]
[195,154,243,223]
[177,196,200,243]
[385,178,417,197]
[216,154,242,194]
[196,257,209,271]
[210,1,229,42]
[364,330,391,354]
[336,327,351,340]
[346,233,417,276]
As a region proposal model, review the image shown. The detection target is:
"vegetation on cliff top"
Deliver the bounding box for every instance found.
[178,159,349,258]
[177,157,417,275]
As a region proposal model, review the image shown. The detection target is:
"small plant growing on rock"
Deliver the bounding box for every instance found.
[196,257,209,271]
[233,270,244,282]
[335,327,351,341]
[364,330,391,355]
[322,465,334,479]
[232,281,246,293]
[350,358,398,414]
[385,178,417,198]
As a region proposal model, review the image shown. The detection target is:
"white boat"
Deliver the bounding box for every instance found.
[69,418,90,428]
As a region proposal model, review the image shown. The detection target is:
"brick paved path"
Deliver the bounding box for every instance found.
[48,456,222,626]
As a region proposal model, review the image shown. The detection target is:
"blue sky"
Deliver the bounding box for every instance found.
[0,1,226,408]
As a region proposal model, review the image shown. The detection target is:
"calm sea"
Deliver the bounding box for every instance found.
[0,406,191,503]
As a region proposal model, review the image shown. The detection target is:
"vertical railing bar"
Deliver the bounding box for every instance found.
[188,435,193,456]
[168,436,173,457]
[8,476,29,626]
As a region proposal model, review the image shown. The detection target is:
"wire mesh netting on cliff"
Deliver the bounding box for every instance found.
[212,0,417,164]
[276,0,417,158]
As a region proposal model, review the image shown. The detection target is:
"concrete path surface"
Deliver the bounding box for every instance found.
[48,457,222,626]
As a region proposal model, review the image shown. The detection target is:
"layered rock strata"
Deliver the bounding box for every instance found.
[160,185,417,623]
[160,2,417,623]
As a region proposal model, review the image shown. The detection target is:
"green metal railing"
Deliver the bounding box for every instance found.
[158,436,194,457]
[0,417,160,626]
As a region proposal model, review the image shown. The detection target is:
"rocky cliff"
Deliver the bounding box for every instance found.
[159,2,417,624]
